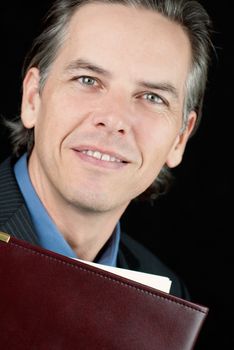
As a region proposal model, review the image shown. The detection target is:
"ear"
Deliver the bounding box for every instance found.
[21,68,41,129]
[166,111,197,168]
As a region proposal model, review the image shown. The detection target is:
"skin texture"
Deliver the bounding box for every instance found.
[21,3,196,260]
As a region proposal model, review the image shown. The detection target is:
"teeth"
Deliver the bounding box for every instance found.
[101,154,110,162]
[81,150,121,163]
[93,151,102,160]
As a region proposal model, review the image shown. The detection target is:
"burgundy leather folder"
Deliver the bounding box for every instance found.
[0,232,208,349]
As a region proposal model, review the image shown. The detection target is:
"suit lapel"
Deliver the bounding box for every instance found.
[0,158,39,245]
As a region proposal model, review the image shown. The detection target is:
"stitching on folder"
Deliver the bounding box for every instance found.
[1,242,206,315]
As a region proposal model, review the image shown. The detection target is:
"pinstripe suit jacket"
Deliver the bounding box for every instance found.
[0,157,189,298]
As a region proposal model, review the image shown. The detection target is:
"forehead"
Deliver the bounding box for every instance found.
[55,3,191,90]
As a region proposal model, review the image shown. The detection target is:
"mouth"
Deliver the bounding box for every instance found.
[79,149,127,163]
[72,147,130,168]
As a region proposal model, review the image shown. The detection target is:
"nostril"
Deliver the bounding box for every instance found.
[93,115,128,135]
[97,122,106,127]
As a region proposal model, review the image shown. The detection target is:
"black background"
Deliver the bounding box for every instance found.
[0,1,233,348]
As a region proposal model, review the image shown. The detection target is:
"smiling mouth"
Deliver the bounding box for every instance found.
[77,149,128,164]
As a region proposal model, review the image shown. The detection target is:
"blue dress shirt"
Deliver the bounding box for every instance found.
[14,153,120,266]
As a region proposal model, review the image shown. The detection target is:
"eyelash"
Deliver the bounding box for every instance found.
[142,92,166,106]
[77,75,99,86]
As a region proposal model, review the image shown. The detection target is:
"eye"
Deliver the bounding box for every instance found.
[143,93,165,105]
[78,76,98,86]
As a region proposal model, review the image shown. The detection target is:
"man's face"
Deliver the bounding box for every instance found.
[22,3,196,215]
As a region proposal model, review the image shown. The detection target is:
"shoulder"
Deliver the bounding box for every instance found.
[0,156,14,178]
[118,232,190,299]
[119,232,174,276]
[0,157,19,200]
[0,157,39,244]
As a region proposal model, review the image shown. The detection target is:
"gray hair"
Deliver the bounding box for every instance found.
[6,0,213,200]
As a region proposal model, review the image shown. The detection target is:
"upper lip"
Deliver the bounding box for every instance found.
[72,146,131,163]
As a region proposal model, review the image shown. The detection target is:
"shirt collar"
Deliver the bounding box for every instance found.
[14,153,120,266]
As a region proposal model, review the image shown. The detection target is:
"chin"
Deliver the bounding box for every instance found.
[67,190,117,213]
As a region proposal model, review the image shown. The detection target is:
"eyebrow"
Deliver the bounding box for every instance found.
[64,58,112,77]
[65,58,179,99]
[137,81,179,100]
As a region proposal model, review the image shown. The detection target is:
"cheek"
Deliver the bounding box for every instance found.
[33,111,65,157]
[52,91,94,132]
[137,120,177,173]
[34,96,83,146]
[137,120,169,157]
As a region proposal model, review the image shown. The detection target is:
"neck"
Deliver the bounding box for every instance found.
[48,205,123,261]
[27,154,129,261]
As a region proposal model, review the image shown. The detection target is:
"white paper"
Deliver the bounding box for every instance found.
[74,258,172,293]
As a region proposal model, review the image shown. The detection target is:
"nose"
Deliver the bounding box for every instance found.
[92,95,132,136]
